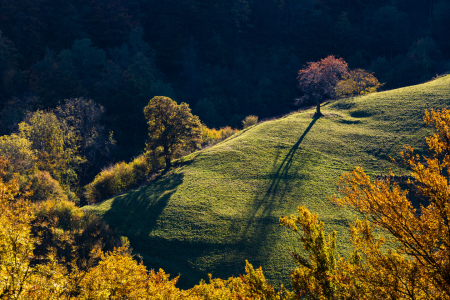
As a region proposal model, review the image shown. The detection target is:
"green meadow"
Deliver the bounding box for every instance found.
[85,75,450,288]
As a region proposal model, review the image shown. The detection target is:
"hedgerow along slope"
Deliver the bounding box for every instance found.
[85,75,450,288]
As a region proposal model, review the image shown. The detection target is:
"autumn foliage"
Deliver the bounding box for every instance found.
[297,55,349,117]
[200,125,237,147]
[84,154,151,204]
[4,109,450,299]
[335,68,384,98]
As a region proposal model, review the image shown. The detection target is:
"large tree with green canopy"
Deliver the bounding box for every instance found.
[144,96,201,169]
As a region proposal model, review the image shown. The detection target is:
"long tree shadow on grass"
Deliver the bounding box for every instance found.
[237,117,319,270]
[261,117,318,203]
[100,118,319,289]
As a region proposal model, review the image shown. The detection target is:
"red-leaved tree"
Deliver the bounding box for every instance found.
[297,55,349,117]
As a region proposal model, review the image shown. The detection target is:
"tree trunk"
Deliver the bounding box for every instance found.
[165,156,171,169]
[153,151,158,170]
[315,101,323,118]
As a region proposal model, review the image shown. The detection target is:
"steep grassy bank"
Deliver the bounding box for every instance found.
[85,75,450,288]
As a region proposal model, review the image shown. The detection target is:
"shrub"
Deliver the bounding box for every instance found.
[85,155,151,204]
[220,126,237,139]
[130,155,152,182]
[201,125,238,147]
[242,115,258,129]
[113,162,135,191]
[29,171,68,202]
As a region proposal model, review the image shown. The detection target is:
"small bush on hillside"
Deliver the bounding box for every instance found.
[130,154,151,181]
[201,125,238,146]
[85,155,151,203]
[29,171,68,202]
[242,115,258,129]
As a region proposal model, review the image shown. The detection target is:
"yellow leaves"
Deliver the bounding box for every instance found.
[0,158,39,300]
[189,260,287,300]
[335,68,383,98]
[201,125,238,147]
[78,247,151,299]
[279,206,339,299]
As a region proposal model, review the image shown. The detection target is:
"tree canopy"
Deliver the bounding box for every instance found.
[144,96,201,169]
[297,55,349,117]
[335,68,384,98]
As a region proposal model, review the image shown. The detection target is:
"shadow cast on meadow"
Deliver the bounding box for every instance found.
[237,117,319,261]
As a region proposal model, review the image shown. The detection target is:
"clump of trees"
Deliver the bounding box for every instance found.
[0,93,239,205]
[297,55,350,117]
[297,56,383,117]
[0,97,115,204]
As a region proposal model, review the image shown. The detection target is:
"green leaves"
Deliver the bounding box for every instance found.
[144,96,202,169]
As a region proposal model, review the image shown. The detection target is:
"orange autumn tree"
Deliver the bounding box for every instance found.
[280,109,450,299]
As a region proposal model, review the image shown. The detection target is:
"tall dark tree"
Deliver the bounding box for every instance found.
[55,97,114,185]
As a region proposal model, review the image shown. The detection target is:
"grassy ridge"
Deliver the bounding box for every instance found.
[85,75,450,288]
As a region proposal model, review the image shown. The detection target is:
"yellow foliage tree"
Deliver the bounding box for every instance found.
[0,155,284,299]
[0,134,36,175]
[19,110,84,189]
[280,109,450,299]
[0,157,71,299]
[335,68,383,98]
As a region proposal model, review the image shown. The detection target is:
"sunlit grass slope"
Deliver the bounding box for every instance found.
[85,75,450,288]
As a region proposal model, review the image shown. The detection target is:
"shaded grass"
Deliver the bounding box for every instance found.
[85,75,450,288]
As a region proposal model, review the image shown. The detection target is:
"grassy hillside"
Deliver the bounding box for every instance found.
[85,75,450,288]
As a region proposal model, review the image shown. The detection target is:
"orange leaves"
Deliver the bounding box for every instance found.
[279,109,450,299]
